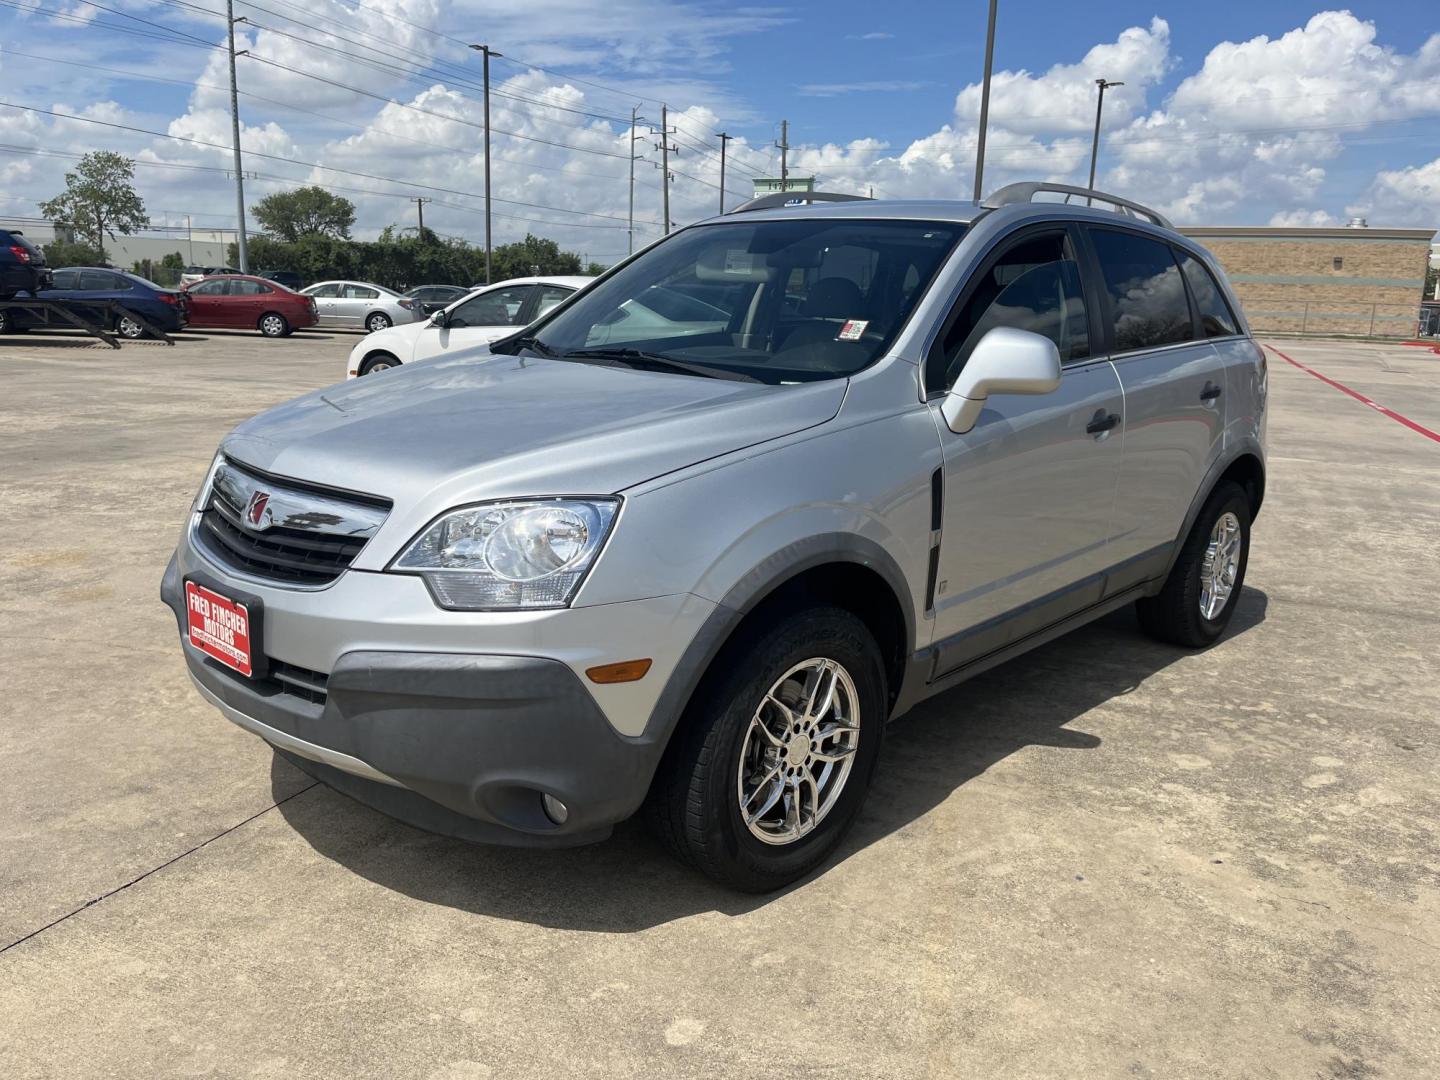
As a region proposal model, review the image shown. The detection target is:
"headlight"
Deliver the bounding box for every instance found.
[391,498,619,610]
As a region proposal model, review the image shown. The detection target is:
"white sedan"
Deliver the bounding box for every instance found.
[346,275,593,378]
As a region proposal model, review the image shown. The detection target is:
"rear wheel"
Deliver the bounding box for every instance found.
[647,606,886,892]
[366,311,392,333]
[359,352,400,375]
[115,311,146,339]
[1137,481,1251,647]
[258,312,289,338]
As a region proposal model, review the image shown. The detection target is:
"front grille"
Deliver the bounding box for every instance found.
[194,458,389,587]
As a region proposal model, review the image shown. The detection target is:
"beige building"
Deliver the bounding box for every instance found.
[1180,224,1435,338]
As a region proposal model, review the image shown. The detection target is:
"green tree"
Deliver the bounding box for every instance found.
[1427,264,1438,300]
[38,151,149,263]
[253,186,355,242]
[489,234,582,282]
[38,238,106,269]
[585,262,606,276]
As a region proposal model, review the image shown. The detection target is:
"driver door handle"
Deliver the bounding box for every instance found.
[1086,409,1121,435]
[1200,382,1223,401]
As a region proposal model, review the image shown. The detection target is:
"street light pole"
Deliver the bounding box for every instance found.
[972,0,998,202]
[1088,78,1124,192]
[225,0,249,272]
[469,44,501,283]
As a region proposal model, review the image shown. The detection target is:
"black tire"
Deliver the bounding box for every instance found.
[359,352,401,376]
[366,311,392,333]
[1137,481,1251,648]
[646,605,887,892]
[258,312,289,338]
[0,309,12,333]
[114,311,146,339]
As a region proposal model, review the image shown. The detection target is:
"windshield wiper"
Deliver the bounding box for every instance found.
[560,347,761,383]
[507,334,558,358]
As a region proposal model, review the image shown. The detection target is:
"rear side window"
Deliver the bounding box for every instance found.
[232,279,270,296]
[1176,250,1238,338]
[343,284,379,300]
[79,270,117,290]
[932,231,1090,393]
[1089,229,1195,352]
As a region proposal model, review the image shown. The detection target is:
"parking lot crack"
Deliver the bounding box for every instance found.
[0,782,319,957]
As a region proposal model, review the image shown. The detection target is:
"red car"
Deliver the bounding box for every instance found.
[182,274,318,337]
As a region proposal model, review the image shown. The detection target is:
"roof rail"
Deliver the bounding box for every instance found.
[728,191,872,214]
[983,182,1173,230]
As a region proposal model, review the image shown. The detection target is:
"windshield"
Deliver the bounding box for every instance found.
[498,218,965,384]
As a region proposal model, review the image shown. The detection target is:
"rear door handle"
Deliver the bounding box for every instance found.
[1200,382,1223,401]
[1086,410,1121,435]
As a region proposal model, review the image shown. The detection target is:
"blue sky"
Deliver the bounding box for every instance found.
[0,1,1437,255]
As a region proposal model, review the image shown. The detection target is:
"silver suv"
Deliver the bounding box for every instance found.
[163,183,1266,891]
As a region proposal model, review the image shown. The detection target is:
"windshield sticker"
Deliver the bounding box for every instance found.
[837,319,868,341]
[723,251,764,274]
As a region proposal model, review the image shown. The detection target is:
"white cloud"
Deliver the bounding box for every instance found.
[1349,157,1440,226]
[1268,208,1340,227]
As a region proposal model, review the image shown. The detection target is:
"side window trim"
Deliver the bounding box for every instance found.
[923,223,1078,396]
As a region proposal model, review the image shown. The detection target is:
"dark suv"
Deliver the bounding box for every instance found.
[0,229,52,298]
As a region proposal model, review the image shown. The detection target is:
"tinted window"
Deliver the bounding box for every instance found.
[79,270,118,290]
[451,285,533,327]
[508,219,964,384]
[50,269,78,290]
[1089,229,1195,352]
[1176,250,1238,338]
[932,231,1089,392]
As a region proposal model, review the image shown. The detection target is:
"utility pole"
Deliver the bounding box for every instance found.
[628,105,643,255]
[656,105,678,235]
[973,0,998,202]
[411,197,430,236]
[469,44,501,282]
[1088,78,1124,193]
[776,120,789,187]
[225,0,249,272]
[717,131,732,214]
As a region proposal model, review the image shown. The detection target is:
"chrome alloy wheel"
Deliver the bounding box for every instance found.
[736,658,860,846]
[1200,510,1243,620]
[260,314,286,336]
[117,314,144,338]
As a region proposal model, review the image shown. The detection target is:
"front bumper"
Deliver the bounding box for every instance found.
[161,529,715,844]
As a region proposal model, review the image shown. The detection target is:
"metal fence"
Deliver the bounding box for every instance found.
[1244,302,1422,339]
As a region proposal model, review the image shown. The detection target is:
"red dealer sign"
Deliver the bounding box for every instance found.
[185,581,254,677]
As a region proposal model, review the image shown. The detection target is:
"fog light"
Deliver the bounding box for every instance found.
[541,793,569,826]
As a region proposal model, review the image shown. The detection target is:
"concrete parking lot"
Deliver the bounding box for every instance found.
[1,327,1437,1078]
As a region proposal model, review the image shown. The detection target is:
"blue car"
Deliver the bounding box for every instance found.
[0,266,189,337]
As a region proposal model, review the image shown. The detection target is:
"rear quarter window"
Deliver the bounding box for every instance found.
[1176,250,1239,338]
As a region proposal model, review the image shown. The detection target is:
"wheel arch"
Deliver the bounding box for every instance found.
[1161,443,1265,582]
[641,536,915,759]
[358,349,402,375]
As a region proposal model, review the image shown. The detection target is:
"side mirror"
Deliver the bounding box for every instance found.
[429,309,448,328]
[940,327,1062,434]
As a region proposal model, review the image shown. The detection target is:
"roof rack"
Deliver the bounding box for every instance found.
[982,182,1173,230]
[728,191,872,214]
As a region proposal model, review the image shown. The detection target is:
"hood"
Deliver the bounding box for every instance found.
[222,351,846,504]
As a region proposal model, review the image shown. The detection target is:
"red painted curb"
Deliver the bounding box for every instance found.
[1264,344,1440,445]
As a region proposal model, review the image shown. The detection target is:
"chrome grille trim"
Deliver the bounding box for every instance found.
[191,456,391,589]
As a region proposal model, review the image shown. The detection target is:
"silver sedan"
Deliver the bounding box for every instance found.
[301,280,424,333]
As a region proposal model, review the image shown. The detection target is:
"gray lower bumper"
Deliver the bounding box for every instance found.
[163,557,665,847]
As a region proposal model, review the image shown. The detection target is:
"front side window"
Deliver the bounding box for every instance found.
[189,279,230,296]
[49,269,78,290]
[1176,250,1238,338]
[500,218,965,384]
[932,231,1090,393]
[1089,229,1195,353]
[306,283,341,298]
[451,285,533,327]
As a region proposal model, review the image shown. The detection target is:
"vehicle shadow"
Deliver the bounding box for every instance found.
[272,587,1268,931]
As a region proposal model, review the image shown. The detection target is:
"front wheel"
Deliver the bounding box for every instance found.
[359,352,400,376]
[258,312,289,338]
[647,606,886,892]
[1137,481,1251,647]
[366,312,392,333]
